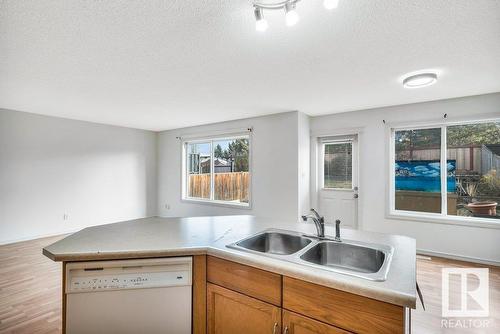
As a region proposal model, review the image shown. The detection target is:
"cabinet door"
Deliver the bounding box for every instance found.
[207,283,281,334]
[283,310,351,334]
[283,277,404,334]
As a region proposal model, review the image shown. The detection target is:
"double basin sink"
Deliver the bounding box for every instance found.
[227,229,393,281]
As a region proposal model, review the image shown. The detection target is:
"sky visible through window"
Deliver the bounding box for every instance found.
[189,142,210,156]
[188,141,233,155]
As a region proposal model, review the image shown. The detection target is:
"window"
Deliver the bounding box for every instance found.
[323,141,353,189]
[394,128,442,213]
[183,135,250,206]
[391,121,500,222]
[186,142,211,199]
[447,123,500,219]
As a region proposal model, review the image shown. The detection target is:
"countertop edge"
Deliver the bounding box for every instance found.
[43,245,417,308]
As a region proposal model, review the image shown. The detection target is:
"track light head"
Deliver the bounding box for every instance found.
[323,0,339,10]
[254,7,268,32]
[284,2,299,26]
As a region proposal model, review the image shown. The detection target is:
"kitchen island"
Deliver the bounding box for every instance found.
[44,215,417,334]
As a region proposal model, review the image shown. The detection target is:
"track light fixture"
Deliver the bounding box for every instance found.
[254,7,268,32]
[253,0,340,31]
[284,2,300,26]
[323,0,339,10]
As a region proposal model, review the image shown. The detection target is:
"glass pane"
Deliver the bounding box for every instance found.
[213,138,250,204]
[324,142,352,189]
[394,128,442,213]
[187,142,211,199]
[447,122,500,219]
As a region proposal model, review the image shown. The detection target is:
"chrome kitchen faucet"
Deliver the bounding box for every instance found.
[301,209,341,242]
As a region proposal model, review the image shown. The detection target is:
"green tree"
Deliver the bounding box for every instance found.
[395,122,500,151]
[228,139,249,172]
[395,128,441,151]
[214,144,224,159]
[447,123,500,146]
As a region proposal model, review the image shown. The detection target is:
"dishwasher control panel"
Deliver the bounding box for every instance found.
[67,270,190,293]
[65,257,193,294]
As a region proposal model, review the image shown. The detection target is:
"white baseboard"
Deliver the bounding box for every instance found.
[0,228,80,246]
[417,248,500,267]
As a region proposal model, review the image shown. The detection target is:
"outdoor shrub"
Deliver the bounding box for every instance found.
[477,170,500,197]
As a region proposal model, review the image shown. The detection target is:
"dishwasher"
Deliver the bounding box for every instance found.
[65,257,192,334]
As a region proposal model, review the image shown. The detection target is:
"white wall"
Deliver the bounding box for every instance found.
[310,93,500,263]
[297,112,311,216]
[3,94,498,263]
[0,109,157,244]
[157,112,307,221]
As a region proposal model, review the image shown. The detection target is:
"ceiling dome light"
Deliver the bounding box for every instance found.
[323,0,339,10]
[402,72,438,88]
[254,7,268,32]
[285,2,300,26]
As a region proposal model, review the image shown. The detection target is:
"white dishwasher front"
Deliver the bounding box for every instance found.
[65,257,192,334]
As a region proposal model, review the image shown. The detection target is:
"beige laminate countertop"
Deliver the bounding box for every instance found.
[43,215,416,308]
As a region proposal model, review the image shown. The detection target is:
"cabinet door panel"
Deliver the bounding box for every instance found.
[207,256,282,306]
[283,277,404,334]
[283,310,351,334]
[207,283,281,334]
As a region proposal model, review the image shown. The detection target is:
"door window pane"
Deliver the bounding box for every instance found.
[187,142,211,199]
[213,138,250,203]
[394,128,442,213]
[324,142,352,189]
[447,122,500,219]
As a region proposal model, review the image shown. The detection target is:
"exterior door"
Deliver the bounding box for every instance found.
[207,283,281,334]
[318,136,359,228]
[282,310,350,334]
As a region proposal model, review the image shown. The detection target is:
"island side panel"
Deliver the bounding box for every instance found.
[193,255,207,334]
[62,262,67,334]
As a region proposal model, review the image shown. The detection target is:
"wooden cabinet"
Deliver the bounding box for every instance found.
[283,277,404,334]
[207,256,282,306]
[205,256,406,334]
[282,310,351,334]
[207,283,281,334]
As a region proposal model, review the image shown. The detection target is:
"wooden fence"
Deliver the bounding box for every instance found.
[395,145,499,174]
[188,172,249,202]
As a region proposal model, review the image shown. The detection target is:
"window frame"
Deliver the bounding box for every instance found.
[181,133,252,209]
[387,118,500,229]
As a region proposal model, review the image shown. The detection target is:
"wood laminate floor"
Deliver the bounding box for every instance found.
[0,236,498,333]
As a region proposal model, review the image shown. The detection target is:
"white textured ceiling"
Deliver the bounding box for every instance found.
[1,0,499,131]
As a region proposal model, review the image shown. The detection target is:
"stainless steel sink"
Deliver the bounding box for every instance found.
[300,241,385,274]
[231,231,312,255]
[227,229,393,281]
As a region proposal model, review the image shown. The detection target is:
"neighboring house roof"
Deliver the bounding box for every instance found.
[485,144,500,156]
[214,158,230,166]
[200,157,230,167]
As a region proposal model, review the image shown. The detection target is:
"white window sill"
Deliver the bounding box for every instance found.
[387,210,500,229]
[181,197,251,210]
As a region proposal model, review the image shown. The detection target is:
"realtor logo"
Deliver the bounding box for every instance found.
[442,268,489,317]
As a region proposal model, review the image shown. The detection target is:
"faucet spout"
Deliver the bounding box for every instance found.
[302,210,325,238]
[310,208,322,221]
